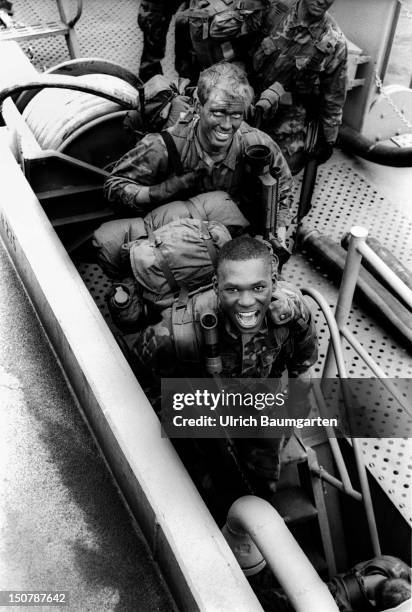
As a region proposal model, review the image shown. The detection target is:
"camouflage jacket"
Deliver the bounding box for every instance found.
[252,0,348,143]
[104,114,293,226]
[129,281,318,403]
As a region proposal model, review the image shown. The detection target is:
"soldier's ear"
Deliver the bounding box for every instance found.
[194,95,202,115]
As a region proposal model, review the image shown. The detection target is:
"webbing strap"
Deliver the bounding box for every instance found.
[160,130,184,176]
[200,221,218,266]
[146,222,217,294]
[146,226,180,294]
[341,573,370,610]
[184,198,204,219]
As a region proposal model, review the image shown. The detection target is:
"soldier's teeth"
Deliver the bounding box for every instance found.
[236,311,259,327]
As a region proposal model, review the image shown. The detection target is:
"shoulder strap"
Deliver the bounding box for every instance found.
[146,226,180,294]
[160,130,184,176]
[172,291,202,363]
[184,198,204,220]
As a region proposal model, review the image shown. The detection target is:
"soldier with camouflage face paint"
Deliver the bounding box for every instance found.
[253,0,348,173]
[104,62,293,246]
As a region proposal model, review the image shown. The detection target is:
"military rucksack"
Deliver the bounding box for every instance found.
[128,218,231,310]
[178,0,270,67]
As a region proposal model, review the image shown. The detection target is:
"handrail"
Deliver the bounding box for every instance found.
[302,284,381,555]
[301,287,360,497]
[224,496,339,612]
[316,224,412,556]
[310,379,361,500]
[356,240,412,308]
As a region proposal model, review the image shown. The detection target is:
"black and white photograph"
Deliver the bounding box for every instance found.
[0,0,411,610]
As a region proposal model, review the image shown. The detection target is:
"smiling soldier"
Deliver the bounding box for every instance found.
[126,236,318,507]
[104,62,292,247]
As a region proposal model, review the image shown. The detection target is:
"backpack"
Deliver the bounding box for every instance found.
[180,0,269,66]
[93,191,248,278]
[128,218,231,309]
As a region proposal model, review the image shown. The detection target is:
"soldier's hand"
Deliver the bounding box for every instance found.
[165,95,193,127]
[255,82,287,123]
[149,170,204,204]
[277,225,287,247]
[312,129,334,164]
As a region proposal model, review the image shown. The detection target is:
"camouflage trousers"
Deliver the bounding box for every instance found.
[138,0,184,82]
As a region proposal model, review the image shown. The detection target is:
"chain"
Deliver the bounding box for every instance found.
[374,72,412,132]
[398,0,412,20]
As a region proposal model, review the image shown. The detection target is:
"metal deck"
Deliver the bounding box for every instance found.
[0,234,175,610]
[7,0,412,544]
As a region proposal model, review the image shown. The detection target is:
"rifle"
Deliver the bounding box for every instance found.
[245,144,291,270]
[294,119,320,251]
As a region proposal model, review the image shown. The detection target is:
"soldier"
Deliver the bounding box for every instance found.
[125,236,318,513]
[252,0,348,172]
[137,0,183,82]
[104,62,292,247]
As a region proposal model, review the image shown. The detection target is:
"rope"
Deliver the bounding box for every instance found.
[373,71,412,132]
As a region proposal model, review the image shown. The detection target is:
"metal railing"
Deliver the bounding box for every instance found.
[301,225,412,556]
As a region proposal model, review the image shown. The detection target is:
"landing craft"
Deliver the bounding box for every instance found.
[0,0,411,610]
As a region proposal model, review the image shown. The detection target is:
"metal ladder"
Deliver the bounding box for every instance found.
[0,0,82,58]
[273,434,337,579]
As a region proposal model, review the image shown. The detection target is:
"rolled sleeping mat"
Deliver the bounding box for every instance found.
[22,73,138,167]
[299,227,412,351]
[341,233,412,311]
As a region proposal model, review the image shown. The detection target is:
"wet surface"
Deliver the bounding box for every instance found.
[0,238,175,611]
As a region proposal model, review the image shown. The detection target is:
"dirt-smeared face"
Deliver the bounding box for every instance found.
[301,0,335,20]
[197,86,245,155]
[217,257,272,335]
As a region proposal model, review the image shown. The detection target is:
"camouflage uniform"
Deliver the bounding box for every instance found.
[138,0,182,82]
[124,281,317,510]
[252,0,347,163]
[104,113,293,230]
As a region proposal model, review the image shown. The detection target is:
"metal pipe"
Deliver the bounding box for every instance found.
[299,227,412,349]
[323,226,368,378]
[302,279,381,555]
[352,439,381,555]
[341,233,412,294]
[338,125,412,167]
[0,74,139,111]
[311,380,358,496]
[357,241,412,309]
[302,288,348,379]
[310,464,362,501]
[224,496,339,612]
[200,311,222,375]
[320,228,381,555]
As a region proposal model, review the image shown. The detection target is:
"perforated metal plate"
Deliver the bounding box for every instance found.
[288,160,412,524]
[11,0,411,525]
[11,0,178,79]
